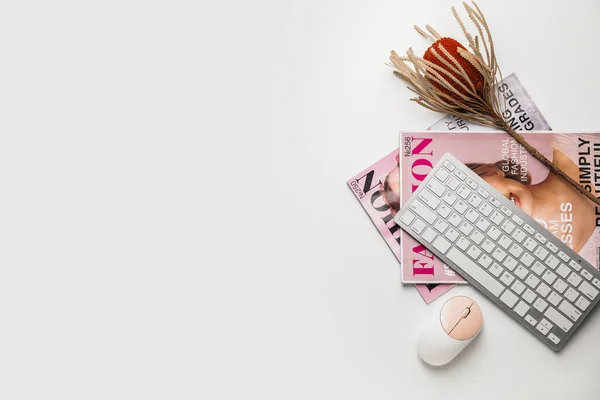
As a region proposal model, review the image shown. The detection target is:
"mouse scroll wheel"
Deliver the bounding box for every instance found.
[461,308,471,319]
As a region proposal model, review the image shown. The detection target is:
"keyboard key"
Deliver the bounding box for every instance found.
[475,217,490,232]
[581,269,593,281]
[446,248,504,296]
[448,213,462,227]
[531,261,546,276]
[544,307,573,333]
[567,273,582,288]
[489,197,501,207]
[534,246,549,261]
[514,301,530,317]
[432,236,451,254]
[478,254,492,268]
[444,227,460,242]
[576,296,591,311]
[489,263,503,277]
[500,290,519,308]
[509,244,523,258]
[520,253,535,267]
[511,214,524,225]
[535,298,549,313]
[542,270,557,285]
[492,248,506,262]
[465,209,480,223]
[479,202,493,216]
[523,237,537,252]
[512,280,526,295]
[536,323,549,336]
[579,281,599,300]
[513,228,526,243]
[545,255,559,269]
[515,265,529,280]
[437,203,452,218]
[498,235,512,249]
[522,289,537,304]
[536,283,551,298]
[466,178,478,189]
[526,274,541,289]
[421,227,437,243]
[454,200,468,214]
[467,245,482,259]
[546,242,558,253]
[434,167,450,182]
[593,278,600,289]
[541,319,553,331]
[569,260,582,271]
[500,205,512,216]
[457,185,471,199]
[548,333,561,345]
[559,301,582,322]
[547,292,561,306]
[501,220,515,234]
[477,187,489,198]
[434,219,449,233]
[399,210,415,225]
[490,211,504,225]
[443,191,458,205]
[470,230,484,244]
[525,314,537,326]
[487,226,501,240]
[556,264,571,279]
[459,222,474,236]
[467,193,482,208]
[409,200,437,224]
[444,176,460,190]
[426,179,446,196]
[553,279,568,294]
[442,160,455,171]
[500,271,515,286]
[557,251,569,262]
[411,219,426,234]
[481,239,495,253]
[535,232,547,244]
[456,237,470,251]
[503,257,517,271]
[418,189,441,209]
[564,287,579,303]
[523,224,535,235]
[455,169,466,180]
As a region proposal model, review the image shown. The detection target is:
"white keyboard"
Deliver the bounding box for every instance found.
[395,153,600,351]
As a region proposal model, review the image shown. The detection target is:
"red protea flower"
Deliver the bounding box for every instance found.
[423,37,484,98]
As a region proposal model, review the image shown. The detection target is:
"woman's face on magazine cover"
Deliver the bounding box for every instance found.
[480,169,534,217]
[388,165,400,195]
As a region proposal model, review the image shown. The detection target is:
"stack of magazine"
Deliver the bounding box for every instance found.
[347,73,600,303]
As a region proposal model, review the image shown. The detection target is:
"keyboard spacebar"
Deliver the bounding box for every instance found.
[446,248,505,297]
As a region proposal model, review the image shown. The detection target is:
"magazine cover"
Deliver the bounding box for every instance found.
[400,131,600,284]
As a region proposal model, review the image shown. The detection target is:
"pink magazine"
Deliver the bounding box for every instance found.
[347,149,455,302]
[400,131,600,284]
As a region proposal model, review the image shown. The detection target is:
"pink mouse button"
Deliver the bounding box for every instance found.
[440,296,483,341]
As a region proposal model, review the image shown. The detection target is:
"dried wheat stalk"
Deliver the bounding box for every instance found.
[389,1,600,207]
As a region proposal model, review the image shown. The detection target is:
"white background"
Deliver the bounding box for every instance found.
[1,0,599,399]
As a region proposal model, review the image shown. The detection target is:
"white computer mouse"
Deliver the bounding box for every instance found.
[416,295,483,366]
